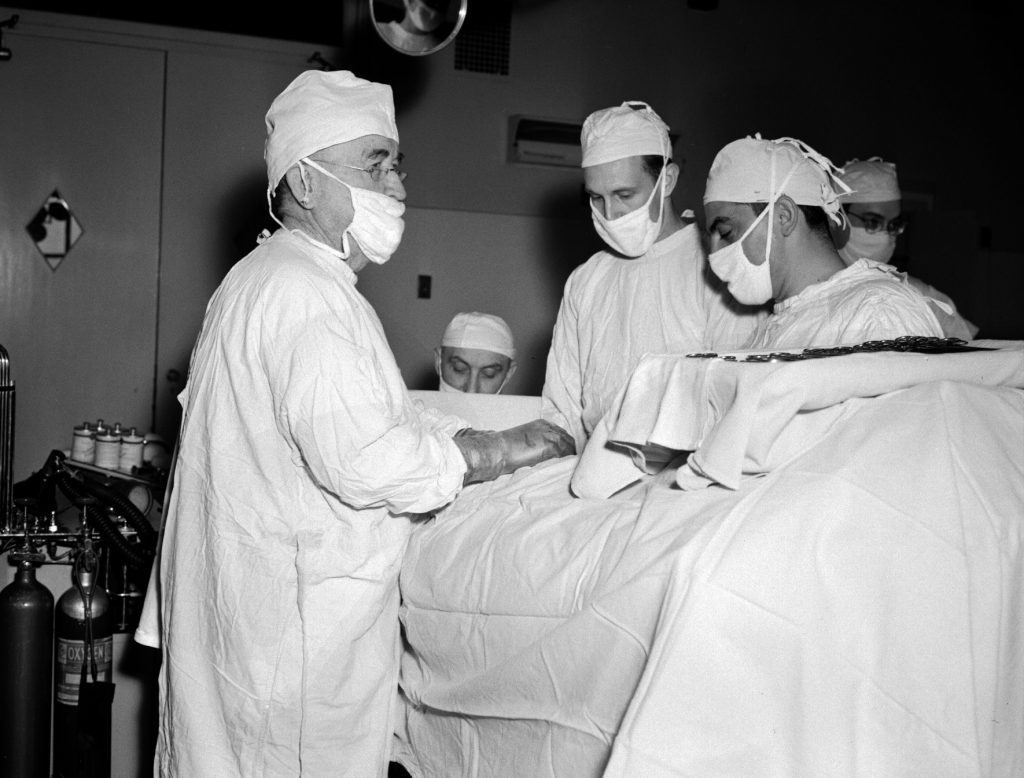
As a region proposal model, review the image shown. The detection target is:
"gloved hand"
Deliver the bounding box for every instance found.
[453,419,576,485]
[454,427,493,437]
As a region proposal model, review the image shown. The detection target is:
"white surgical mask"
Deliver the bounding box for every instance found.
[590,168,666,257]
[707,204,774,305]
[839,226,896,266]
[707,147,813,306]
[439,375,462,393]
[300,158,405,265]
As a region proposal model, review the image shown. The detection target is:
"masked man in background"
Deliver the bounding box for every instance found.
[435,311,517,394]
[831,157,978,341]
[703,136,944,350]
[145,69,573,778]
[541,101,767,453]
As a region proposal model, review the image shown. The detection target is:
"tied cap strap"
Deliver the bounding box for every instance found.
[774,136,852,227]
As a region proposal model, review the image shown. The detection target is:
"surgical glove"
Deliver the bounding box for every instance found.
[454,419,576,485]
[454,427,492,436]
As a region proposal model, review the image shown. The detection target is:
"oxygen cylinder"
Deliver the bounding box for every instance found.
[0,554,54,778]
[53,556,114,778]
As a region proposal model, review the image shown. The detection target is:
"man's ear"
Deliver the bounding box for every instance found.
[284,165,314,210]
[775,194,800,237]
[662,161,680,199]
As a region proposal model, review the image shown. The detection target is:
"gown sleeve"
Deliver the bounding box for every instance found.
[264,293,467,516]
[541,269,587,452]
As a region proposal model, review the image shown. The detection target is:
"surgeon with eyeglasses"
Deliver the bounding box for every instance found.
[144,69,574,778]
[831,157,978,340]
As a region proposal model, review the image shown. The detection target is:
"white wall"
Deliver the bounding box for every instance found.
[358,207,600,394]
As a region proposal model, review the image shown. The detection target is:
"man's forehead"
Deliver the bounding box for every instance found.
[583,156,648,187]
[318,134,398,162]
[705,201,747,221]
[443,346,510,366]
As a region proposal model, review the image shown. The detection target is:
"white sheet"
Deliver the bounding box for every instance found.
[573,341,1024,496]
[408,390,542,432]
[397,346,1024,777]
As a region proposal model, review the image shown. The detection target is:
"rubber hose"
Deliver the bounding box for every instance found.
[50,451,158,547]
[53,468,153,569]
[70,470,157,547]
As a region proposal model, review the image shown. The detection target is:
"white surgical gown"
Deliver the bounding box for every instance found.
[154,229,467,778]
[842,251,979,341]
[541,220,767,451]
[748,258,944,350]
[906,274,980,341]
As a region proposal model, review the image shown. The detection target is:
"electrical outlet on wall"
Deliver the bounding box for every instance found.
[417,275,432,299]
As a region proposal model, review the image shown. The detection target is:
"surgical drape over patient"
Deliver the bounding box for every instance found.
[264,69,398,191]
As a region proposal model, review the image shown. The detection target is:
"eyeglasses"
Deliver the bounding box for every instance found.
[341,153,407,183]
[847,211,907,236]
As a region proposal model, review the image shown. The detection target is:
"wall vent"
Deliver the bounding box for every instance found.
[507,116,681,169]
[507,116,582,168]
[455,4,511,76]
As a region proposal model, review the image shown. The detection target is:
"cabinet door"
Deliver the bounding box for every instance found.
[0,34,164,478]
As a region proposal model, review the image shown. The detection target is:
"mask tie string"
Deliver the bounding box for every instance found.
[774,136,853,228]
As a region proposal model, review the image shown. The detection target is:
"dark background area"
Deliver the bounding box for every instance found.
[4,0,1015,45]
[3,0,351,42]
[1,0,545,44]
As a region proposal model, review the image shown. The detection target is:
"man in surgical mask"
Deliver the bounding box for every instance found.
[146,69,573,778]
[703,135,944,350]
[435,311,517,394]
[541,101,767,452]
[830,157,978,341]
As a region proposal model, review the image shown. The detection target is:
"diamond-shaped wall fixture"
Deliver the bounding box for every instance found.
[26,189,84,272]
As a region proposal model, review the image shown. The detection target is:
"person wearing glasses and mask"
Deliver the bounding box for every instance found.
[145,69,573,778]
[541,101,767,453]
[435,311,517,394]
[831,157,978,341]
[704,136,943,350]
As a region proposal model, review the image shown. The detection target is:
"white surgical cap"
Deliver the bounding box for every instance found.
[441,312,516,359]
[838,157,901,203]
[581,101,671,168]
[703,134,851,225]
[264,69,398,193]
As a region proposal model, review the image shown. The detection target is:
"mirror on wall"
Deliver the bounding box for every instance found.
[370,0,467,56]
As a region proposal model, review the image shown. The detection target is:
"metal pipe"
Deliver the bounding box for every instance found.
[0,342,13,533]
